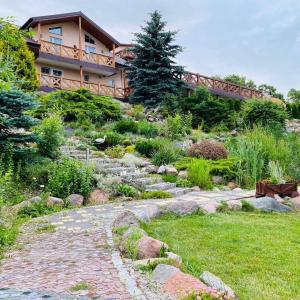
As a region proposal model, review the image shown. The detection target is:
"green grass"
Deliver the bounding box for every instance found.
[70,281,90,292]
[143,212,300,300]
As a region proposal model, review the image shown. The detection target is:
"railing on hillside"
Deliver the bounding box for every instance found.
[40,40,115,68]
[39,73,128,99]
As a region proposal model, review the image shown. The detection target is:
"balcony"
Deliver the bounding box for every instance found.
[39,73,129,99]
[40,40,115,68]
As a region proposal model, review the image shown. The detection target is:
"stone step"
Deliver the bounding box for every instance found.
[121,172,150,180]
[166,187,193,197]
[105,166,136,175]
[145,182,176,192]
[95,162,124,169]
[131,176,162,189]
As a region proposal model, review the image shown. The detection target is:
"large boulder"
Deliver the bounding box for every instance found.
[290,195,300,211]
[165,165,178,176]
[157,165,166,174]
[200,271,237,299]
[86,189,109,205]
[178,170,188,179]
[227,182,238,190]
[46,196,64,207]
[247,196,292,212]
[112,210,139,229]
[165,201,199,216]
[199,201,219,214]
[227,200,242,211]
[166,252,182,265]
[212,176,224,185]
[134,204,161,222]
[152,264,180,284]
[137,236,168,259]
[68,194,84,207]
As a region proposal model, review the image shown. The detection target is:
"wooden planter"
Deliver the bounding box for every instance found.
[256,181,299,198]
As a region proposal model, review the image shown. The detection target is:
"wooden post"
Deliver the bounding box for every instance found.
[80,66,83,87]
[78,16,82,60]
[98,82,101,95]
[112,43,116,68]
[37,22,41,42]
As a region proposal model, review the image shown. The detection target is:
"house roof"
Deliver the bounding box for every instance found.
[21,11,121,50]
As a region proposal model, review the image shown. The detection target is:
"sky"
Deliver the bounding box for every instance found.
[1,0,300,95]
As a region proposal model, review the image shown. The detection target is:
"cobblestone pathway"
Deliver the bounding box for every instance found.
[0,190,254,300]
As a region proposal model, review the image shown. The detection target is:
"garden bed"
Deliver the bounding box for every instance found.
[143,212,300,300]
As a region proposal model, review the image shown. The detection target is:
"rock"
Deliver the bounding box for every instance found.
[152,264,181,284]
[200,271,237,299]
[68,194,84,207]
[157,165,166,174]
[86,189,108,205]
[213,187,221,192]
[247,196,292,212]
[178,170,188,179]
[274,194,284,204]
[191,186,201,192]
[165,201,199,216]
[227,200,242,211]
[199,201,219,214]
[212,176,224,185]
[112,210,139,229]
[144,164,157,173]
[165,165,178,176]
[137,236,168,259]
[166,252,182,265]
[46,196,64,207]
[29,196,42,204]
[227,182,238,190]
[229,129,238,137]
[233,188,243,192]
[290,195,300,210]
[134,204,161,222]
[133,257,169,268]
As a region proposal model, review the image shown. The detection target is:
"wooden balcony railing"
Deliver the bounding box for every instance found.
[40,40,115,68]
[39,74,129,99]
[115,48,135,60]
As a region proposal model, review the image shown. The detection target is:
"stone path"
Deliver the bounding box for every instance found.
[0,190,254,300]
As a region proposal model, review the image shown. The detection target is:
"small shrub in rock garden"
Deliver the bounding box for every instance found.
[131,104,145,120]
[117,184,138,198]
[188,159,213,190]
[105,145,125,158]
[216,201,230,213]
[176,178,193,188]
[114,119,138,134]
[46,158,93,198]
[135,139,161,157]
[125,145,135,153]
[137,120,158,137]
[241,200,255,212]
[98,131,125,147]
[139,191,172,199]
[18,201,63,218]
[162,174,177,183]
[188,140,228,160]
[70,282,90,292]
[152,143,180,166]
[122,227,143,259]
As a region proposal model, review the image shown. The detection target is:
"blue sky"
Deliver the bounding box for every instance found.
[1,0,299,95]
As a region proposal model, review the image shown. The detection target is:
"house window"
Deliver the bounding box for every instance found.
[49,37,62,45]
[85,34,95,44]
[52,69,63,77]
[84,74,90,82]
[49,26,62,35]
[41,67,51,74]
[85,45,96,54]
[108,79,115,87]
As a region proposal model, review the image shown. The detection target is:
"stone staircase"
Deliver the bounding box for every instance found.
[60,146,192,197]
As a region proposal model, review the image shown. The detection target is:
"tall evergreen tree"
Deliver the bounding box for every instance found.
[127,11,185,107]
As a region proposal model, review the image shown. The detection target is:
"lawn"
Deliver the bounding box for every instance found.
[142,212,300,300]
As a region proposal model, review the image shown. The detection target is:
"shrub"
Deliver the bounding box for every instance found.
[162,174,177,183]
[125,145,135,153]
[137,120,158,137]
[241,99,288,129]
[188,140,228,160]
[105,145,125,158]
[114,119,138,134]
[152,143,180,166]
[46,158,93,198]
[139,191,172,199]
[135,139,161,157]
[131,104,145,120]
[35,114,64,159]
[117,184,138,198]
[241,200,255,212]
[17,200,63,218]
[188,159,213,190]
[286,102,300,119]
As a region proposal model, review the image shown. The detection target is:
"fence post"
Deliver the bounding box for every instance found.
[85,148,90,161]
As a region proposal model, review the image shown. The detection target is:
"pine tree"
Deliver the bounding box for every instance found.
[0,89,37,158]
[127,11,185,107]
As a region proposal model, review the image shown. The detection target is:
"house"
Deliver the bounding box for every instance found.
[21,12,263,100]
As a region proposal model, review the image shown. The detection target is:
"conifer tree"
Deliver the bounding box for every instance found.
[127,11,184,107]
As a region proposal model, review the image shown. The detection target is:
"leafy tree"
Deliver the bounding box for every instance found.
[127,11,185,107]
[222,74,257,89]
[258,84,284,100]
[0,89,37,158]
[287,88,300,103]
[0,18,38,91]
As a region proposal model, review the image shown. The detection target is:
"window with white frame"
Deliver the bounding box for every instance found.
[49,36,62,45]
[49,26,62,35]
[41,66,63,77]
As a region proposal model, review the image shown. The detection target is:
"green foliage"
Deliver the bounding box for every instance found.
[241,99,287,129]
[162,174,177,183]
[70,282,90,292]
[286,102,300,119]
[287,88,300,103]
[188,140,228,160]
[113,118,138,134]
[34,114,64,159]
[0,18,38,91]
[137,120,158,137]
[0,89,37,158]
[18,201,63,218]
[105,145,125,158]
[188,159,213,190]
[117,184,138,198]
[135,138,161,157]
[152,142,180,166]
[46,158,93,199]
[122,227,143,259]
[160,113,192,140]
[127,11,184,106]
[258,84,284,100]
[139,191,172,199]
[241,200,255,212]
[131,104,145,120]
[101,131,126,147]
[34,89,121,124]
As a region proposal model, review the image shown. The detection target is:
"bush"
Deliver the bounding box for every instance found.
[152,143,180,166]
[188,140,228,160]
[46,158,93,198]
[131,104,145,120]
[162,174,177,183]
[139,191,172,199]
[287,102,300,119]
[117,184,138,198]
[105,145,125,158]
[135,139,161,157]
[17,200,63,218]
[241,99,288,129]
[114,119,138,134]
[188,159,213,190]
[35,114,64,159]
[137,120,158,137]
